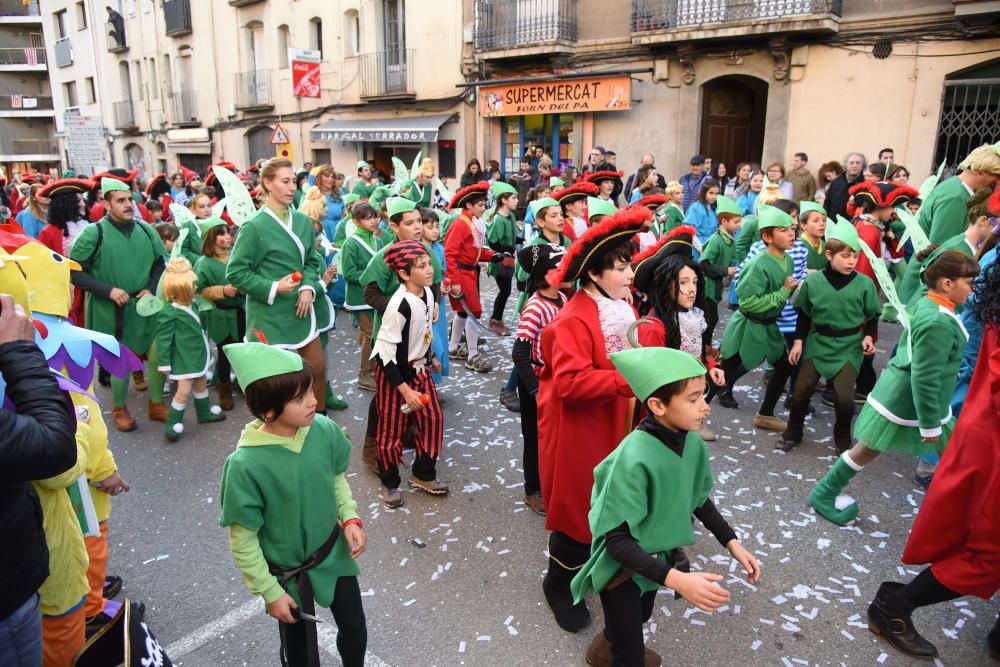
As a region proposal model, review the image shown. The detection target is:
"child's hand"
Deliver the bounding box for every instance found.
[727,267,736,277]
[223,284,239,298]
[295,290,313,318]
[323,264,337,282]
[96,471,130,496]
[666,570,730,612]
[708,367,725,386]
[276,274,300,295]
[398,384,425,412]
[344,523,366,559]
[727,539,761,584]
[788,340,803,365]
[861,335,875,356]
[431,358,442,374]
[783,276,797,290]
[266,594,299,624]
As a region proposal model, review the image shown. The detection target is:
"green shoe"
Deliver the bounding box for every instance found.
[808,453,861,526]
[165,405,185,442]
[325,384,348,411]
[881,303,899,324]
[194,396,226,423]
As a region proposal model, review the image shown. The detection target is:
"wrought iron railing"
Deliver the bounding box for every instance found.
[933,79,1000,173]
[169,90,199,124]
[163,0,193,36]
[0,0,40,17]
[113,100,137,130]
[630,0,842,31]
[359,49,414,98]
[0,94,53,111]
[474,0,577,51]
[235,70,273,108]
[0,47,45,66]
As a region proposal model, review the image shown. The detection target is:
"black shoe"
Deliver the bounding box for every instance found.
[867,582,939,659]
[988,612,999,660]
[85,611,115,639]
[718,389,739,410]
[775,438,800,453]
[499,389,520,413]
[542,566,591,633]
[103,575,122,599]
[98,367,111,387]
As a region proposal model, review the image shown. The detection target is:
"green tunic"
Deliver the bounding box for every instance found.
[801,235,827,271]
[663,204,685,233]
[796,270,880,378]
[733,214,759,266]
[571,429,714,599]
[700,231,735,303]
[194,255,242,343]
[351,180,377,200]
[341,228,383,310]
[360,243,442,339]
[898,233,975,307]
[219,416,359,608]
[69,216,166,355]
[720,250,792,369]
[155,303,212,379]
[177,219,203,267]
[310,248,336,334]
[226,206,324,349]
[486,210,518,278]
[918,176,972,245]
[401,179,433,208]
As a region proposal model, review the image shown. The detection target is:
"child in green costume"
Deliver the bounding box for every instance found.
[341,202,384,392]
[220,343,367,667]
[808,247,980,526]
[155,257,225,441]
[798,202,828,272]
[572,346,760,666]
[699,196,742,355]
[486,181,521,336]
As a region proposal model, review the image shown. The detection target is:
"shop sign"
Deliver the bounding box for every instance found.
[314,130,437,143]
[289,48,321,98]
[479,75,631,117]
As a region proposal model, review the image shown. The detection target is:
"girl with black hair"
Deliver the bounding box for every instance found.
[38,185,89,256]
[684,178,720,246]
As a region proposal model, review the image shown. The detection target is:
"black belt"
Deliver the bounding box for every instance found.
[815,323,862,338]
[114,289,144,340]
[457,262,478,271]
[269,524,341,667]
[739,308,778,325]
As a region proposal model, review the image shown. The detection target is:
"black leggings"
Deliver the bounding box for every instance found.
[516,378,540,495]
[492,274,513,321]
[702,299,720,348]
[716,354,791,416]
[598,578,657,666]
[282,575,367,667]
[215,310,246,384]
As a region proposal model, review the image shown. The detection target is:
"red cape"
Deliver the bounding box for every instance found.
[902,327,1000,598]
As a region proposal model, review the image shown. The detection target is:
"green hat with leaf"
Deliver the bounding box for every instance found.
[827,217,861,252]
[757,204,793,229]
[715,195,742,217]
[198,216,228,236]
[587,196,618,220]
[529,197,560,219]
[386,196,417,218]
[800,201,826,218]
[223,342,304,390]
[101,177,130,195]
[610,347,706,402]
[491,181,517,198]
[549,177,565,189]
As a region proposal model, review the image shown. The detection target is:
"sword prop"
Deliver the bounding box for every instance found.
[454,294,494,335]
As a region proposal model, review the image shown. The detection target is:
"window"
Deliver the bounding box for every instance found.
[54,9,68,38]
[344,10,360,56]
[309,17,323,57]
[85,77,96,104]
[132,59,143,101]
[63,81,79,108]
[148,58,158,100]
[277,25,289,69]
[76,2,87,30]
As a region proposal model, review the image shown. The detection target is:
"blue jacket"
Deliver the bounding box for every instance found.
[685,201,718,245]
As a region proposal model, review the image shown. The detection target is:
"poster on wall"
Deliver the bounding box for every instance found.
[479,75,631,118]
[63,112,107,176]
[289,48,321,98]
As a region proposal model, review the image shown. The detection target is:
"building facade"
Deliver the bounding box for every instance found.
[40,0,472,182]
[464,0,1000,181]
[0,0,58,178]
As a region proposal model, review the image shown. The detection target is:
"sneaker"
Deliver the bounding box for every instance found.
[499,389,520,412]
[524,493,546,516]
[718,390,740,410]
[775,438,800,452]
[103,575,122,599]
[357,372,376,392]
[754,413,788,432]
[409,476,449,495]
[379,486,404,508]
[465,354,493,373]
[449,343,468,360]
[913,472,933,490]
[696,426,717,441]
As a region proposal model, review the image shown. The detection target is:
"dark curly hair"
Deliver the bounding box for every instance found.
[648,253,705,349]
[147,179,171,201]
[45,193,82,237]
[972,259,1000,341]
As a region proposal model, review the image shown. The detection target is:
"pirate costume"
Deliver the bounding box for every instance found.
[554,181,600,240]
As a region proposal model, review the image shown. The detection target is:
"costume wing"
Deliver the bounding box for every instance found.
[213,166,255,227]
[409,151,423,180]
[212,197,227,218]
[918,162,946,201]
[894,206,931,255]
[136,294,165,317]
[852,219,909,331]
[391,157,409,185]
[435,177,452,205]
[193,295,215,312]
[169,203,195,228]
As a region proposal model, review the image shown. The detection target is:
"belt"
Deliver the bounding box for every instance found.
[268,524,341,667]
[114,289,145,340]
[738,308,778,326]
[457,262,478,271]
[606,547,690,600]
[815,323,862,338]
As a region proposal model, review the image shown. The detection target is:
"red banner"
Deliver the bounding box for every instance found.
[292,60,320,98]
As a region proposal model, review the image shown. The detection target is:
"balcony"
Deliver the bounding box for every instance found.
[163,0,192,37]
[113,100,138,132]
[0,0,40,23]
[474,0,577,60]
[0,47,46,70]
[106,20,127,53]
[359,49,414,100]
[630,0,841,44]
[54,36,72,67]
[0,94,54,116]
[229,0,266,5]
[234,70,273,110]
[0,139,59,160]
[168,89,199,126]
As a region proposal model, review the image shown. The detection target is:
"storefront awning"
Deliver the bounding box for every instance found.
[310,114,453,143]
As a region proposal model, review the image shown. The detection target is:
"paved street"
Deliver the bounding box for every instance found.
[99,295,996,667]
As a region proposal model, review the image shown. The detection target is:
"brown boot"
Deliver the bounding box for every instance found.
[218,382,235,411]
[147,400,167,422]
[132,371,147,392]
[585,630,662,667]
[362,435,379,475]
[112,407,137,432]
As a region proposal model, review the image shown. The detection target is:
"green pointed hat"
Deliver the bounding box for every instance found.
[386,196,417,218]
[342,193,361,207]
[549,177,565,189]
[587,196,617,220]
[715,195,742,217]
[198,216,228,236]
[610,347,707,402]
[370,185,391,205]
[356,160,370,170]
[757,204,793,229]
[490,181,516,198]
[101,177,130,195]
[529,197,560,219]
[223,342,304,390]
[800,201,826,218]
[827,217,861,251]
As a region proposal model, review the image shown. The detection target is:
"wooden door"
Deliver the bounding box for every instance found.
[700,77,766,169]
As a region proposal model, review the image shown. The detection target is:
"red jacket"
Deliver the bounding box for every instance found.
[443,213,495,318]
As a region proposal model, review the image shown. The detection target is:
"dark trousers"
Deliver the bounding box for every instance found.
[783,333,801,393]
[516,378,540,496]
[598,578,657,667]
[214,310,245,384]
[717,354,791,416]
[282,575,367,667]
[786,358,857,448]
[856,353,876,396]
[703,299,720,348]
[492,274,513,321]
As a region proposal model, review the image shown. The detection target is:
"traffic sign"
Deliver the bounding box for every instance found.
[276,143,294,163]
[269,123,289,145]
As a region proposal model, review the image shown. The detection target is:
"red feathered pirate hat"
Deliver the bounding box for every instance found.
[584,170,624,186]
[552,181,599,205]
[630,225,696,294]
[93,168,139,184]
[205,161,238,187]
[849,182,919,209]
[38,178,94,199]
[447,181,491,212]
[547,206,651,287]
[632,194,670,212]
